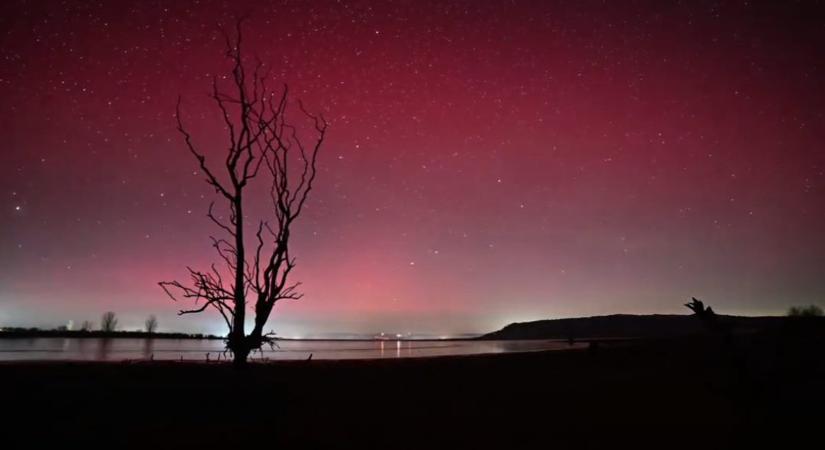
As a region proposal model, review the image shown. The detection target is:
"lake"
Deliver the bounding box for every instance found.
[0,337,583,361]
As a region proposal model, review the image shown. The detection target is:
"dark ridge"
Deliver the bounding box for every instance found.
[479,314,801,340]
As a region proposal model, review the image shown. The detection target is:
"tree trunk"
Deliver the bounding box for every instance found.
[233,344,250,368]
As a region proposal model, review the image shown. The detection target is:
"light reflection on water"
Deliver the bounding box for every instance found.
[0,337,585,362]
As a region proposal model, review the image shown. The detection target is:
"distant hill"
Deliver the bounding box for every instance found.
[480,314,788,340]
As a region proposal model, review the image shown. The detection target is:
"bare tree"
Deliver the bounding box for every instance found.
[145,315,158,334]
[101,311,118,332]
[80,320,93,332]
[160,19,327,367]
[787,305,823,317]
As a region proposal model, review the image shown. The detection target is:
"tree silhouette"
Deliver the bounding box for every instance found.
[685,297,731,338]
[145,315,158,334]
[684,297,715,318]
[159,19,327,367]
[787,304,823,317]
[101,311,118,332]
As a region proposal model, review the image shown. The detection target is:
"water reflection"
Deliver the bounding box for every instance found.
[77,337,90,355]
[142,338,155,360]
[97,338,113,361]
[0,338,586,361]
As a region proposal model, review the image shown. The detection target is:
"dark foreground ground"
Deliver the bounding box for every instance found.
[3,330,824,449]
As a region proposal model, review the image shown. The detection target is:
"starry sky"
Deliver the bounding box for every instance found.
[1,0,824,337]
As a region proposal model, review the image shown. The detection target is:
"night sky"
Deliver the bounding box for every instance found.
[2,0,824,336]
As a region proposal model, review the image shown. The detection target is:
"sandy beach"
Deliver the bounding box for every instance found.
[4,333,822,449]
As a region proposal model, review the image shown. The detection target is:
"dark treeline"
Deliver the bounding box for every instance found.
[0,328,221,340]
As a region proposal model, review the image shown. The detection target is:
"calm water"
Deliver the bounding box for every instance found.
[0,338,583,361]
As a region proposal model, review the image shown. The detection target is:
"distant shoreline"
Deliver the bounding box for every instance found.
[0,332,486,342]
[0,330,487,342]
[0,329,484,341]
[0,329,223,340]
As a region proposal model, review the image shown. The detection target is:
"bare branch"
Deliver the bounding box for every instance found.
[175,97,234,200]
